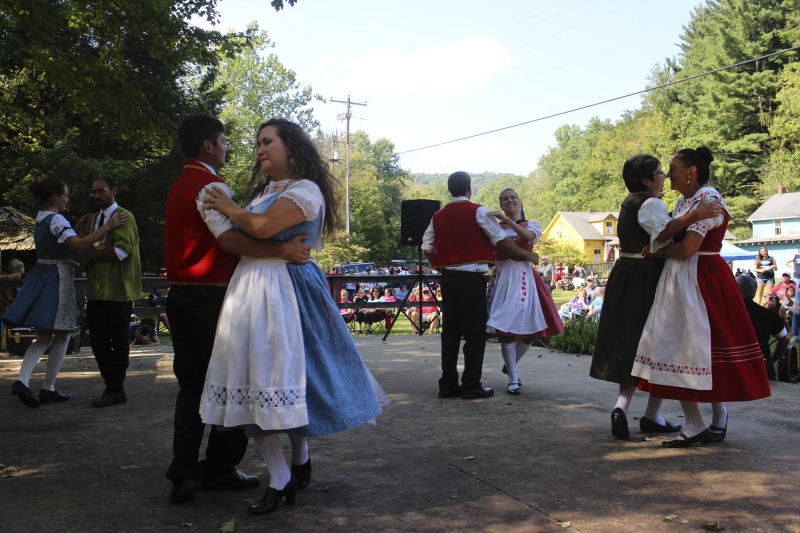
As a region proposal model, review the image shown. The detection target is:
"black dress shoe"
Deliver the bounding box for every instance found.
[170,479,202,504]
[461,387,494,399]
[662,429,711,448]
[438,385,462,398]
[247,477,298,515]
[92,392,127,408]
[639,416,682,434]
[11,380,41,408]
[202,471,260,491]
[39,388,70,403]
[291,459,311,490]
[611,408,629,439]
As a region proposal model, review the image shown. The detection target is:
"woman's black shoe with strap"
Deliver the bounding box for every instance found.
[247,476,298,515]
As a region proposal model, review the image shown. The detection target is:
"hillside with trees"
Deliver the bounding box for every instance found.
[1,0,799,270]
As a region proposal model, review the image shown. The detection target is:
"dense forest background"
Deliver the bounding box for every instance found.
[1,0,799,271]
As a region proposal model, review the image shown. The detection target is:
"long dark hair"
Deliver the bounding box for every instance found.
[247,119,340,237]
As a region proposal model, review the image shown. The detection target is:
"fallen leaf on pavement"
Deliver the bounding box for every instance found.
[558,521,571,528]
[219,518,235,532]
[663,514,679,522]
[703,521,726,531]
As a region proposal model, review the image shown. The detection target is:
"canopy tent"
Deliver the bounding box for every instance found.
[720,240,756,261]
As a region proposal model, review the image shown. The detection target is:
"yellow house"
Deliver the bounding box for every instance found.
[541,210,617,264]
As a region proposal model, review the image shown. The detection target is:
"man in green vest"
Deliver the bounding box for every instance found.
[76,175,141,407]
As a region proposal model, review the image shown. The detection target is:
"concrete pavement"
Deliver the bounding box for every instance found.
[1,335,798,532]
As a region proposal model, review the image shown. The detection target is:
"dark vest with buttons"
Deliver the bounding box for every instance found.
[618,192,655,254]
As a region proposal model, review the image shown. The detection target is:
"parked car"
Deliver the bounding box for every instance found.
[334,262,376,275]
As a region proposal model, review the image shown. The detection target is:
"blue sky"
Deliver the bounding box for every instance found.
[210,0,704,175]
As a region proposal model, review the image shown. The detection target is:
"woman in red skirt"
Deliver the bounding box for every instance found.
[632,147,770,447]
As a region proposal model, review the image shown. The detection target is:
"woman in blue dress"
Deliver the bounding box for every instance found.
[4,178,127,408]
[200,119,385,516]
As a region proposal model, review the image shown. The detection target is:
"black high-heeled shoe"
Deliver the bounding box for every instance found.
[709,414,728,443]
[247,476,298,515]
[291,459,311,490]
[11,380,41,408]
[662,429,711,448]
[39,388,71,403]
[611,408,629,439]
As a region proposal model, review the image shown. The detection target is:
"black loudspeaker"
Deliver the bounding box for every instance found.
[400,199,440,247]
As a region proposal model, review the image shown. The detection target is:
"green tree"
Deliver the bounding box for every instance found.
[0,0,300,270]
[343,132,410,265]
[653,0,800,195]
[215,24,321,199]
[471,174,526,210]
[535,237,590,272]
[724,194,760,239]
[533,118,616,222]
[761,63,800,197]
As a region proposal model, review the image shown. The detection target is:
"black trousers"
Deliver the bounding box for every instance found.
[87,300,132,394]
[439,270,488,390]
[165,284,248,485]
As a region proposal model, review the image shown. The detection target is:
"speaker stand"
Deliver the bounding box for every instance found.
[383,246,440,341]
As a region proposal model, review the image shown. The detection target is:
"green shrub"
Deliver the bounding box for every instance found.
[535,316,597,355]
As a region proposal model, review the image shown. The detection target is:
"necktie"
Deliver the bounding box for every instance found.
[98,212,105,230]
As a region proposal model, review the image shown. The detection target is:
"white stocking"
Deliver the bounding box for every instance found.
[18,333,54,387]
[500,341,518,385]
[679,401,706,438]
[643,396,666,425]
[614,382,637,413]
[253,434,291,489]
[514,339,531,363]
[42,333,70,391]
[711,402,728,428]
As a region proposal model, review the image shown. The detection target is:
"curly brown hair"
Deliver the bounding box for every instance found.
[247,119,340,237]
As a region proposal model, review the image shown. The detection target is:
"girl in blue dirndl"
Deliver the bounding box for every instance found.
[4,178,127,408]
[199,119,386,516]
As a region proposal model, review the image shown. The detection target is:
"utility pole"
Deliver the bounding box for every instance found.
[330,95,366,242]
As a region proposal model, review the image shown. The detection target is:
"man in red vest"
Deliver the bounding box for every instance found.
[164,115,310,504]
[423,171,538,399]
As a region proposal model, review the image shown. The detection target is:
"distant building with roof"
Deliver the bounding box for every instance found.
[541,210,617,264]
[735,186,800,271]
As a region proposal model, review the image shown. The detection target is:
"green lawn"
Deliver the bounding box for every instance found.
[138,291,576,342]
[549,289,573,309]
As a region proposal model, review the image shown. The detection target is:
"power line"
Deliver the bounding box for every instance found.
[397,45,800,156]
[488,0,580,38]
[508,0,640,54]
[491,0,599,42]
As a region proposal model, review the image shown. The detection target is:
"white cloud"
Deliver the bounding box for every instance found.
[338,36,511,97]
